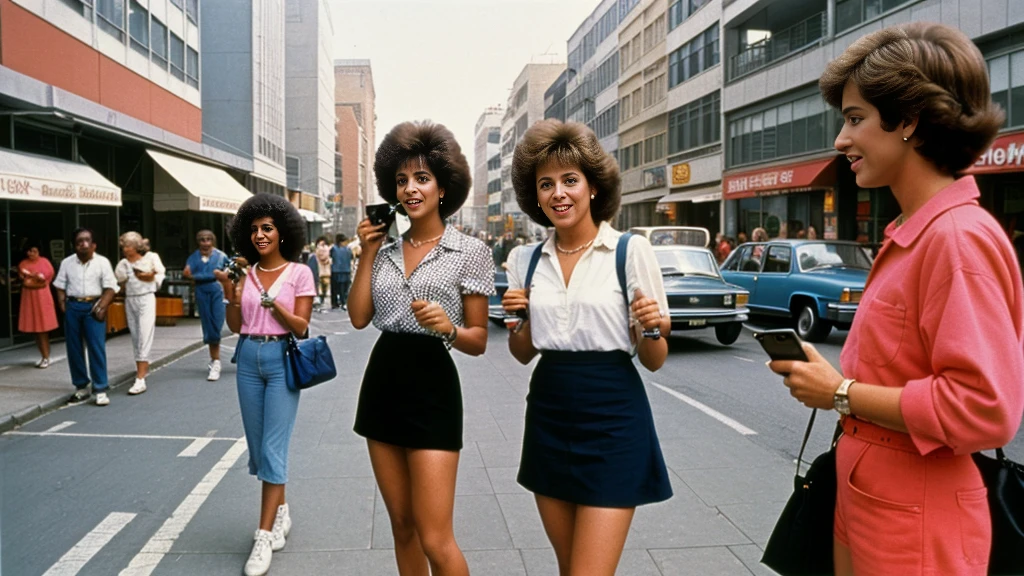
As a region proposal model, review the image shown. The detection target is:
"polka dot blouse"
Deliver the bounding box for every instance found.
[371,226,495,335]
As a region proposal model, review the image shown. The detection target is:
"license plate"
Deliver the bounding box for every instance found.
[689,319,707,327]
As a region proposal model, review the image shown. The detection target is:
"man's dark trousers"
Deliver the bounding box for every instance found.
[331,272,351,308]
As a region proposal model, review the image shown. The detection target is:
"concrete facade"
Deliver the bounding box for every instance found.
[334,59,377,212]
[285,0,336,202]
[335,105,364,237]
[472,106,503,235]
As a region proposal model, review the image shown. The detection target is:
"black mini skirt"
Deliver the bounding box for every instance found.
[354,331,463,451]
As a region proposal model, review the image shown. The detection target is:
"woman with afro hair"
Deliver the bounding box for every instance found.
[349,121,494,576]
[219,192,316,576]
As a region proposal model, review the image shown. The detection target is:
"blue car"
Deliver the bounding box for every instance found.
[654,245,750,345]
[720,240,873,342]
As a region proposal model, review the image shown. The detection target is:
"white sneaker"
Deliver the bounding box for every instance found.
[244,530,273,576]
[270,503,291,551]
[95,393,110,406]
[207,360,221,381]
[128,378,147,395]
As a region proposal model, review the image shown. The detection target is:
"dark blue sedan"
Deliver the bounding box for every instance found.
[654,246,750,345]
[720,240,872,342]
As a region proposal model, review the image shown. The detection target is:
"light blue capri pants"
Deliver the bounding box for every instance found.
[234,336,300,484]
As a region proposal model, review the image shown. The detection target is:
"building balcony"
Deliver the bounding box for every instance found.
[727,11,827,82]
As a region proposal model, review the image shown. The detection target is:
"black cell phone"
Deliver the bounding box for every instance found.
[753,328,808,362]
[365,203,397,227]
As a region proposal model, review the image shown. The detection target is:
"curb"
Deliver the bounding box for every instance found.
[0,339,209,435]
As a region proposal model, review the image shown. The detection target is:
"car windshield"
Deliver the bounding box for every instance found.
[639,228,710,247]
[796,243,873,271]
[655,248,720,277]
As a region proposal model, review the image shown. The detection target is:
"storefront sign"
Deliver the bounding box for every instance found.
[671,163,691,186]
[0,175,121,206]
[969,129,1024,173]
[723,157,837,200]
[199,196,242,213]
[642,166,666,189]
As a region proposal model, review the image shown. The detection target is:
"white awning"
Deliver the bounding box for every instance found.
[0,147,121,206]
[658,185,722,205]
[298,208,328,223]
[620,187,669,205]
[149,149,252,215]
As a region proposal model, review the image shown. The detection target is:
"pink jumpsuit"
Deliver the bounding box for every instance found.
[837,176,1024,575]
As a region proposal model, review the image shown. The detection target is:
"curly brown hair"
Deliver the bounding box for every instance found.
[819,22,1004,175]
[511,120,621,226]
[374,121,471,220]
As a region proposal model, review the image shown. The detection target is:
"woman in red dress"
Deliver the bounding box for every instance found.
[18,241,59,368]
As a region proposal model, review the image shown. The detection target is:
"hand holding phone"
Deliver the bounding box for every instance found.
[365,203,397,228]
[753,329,808,362]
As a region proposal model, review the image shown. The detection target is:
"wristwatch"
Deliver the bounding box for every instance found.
[833,378,856,415]
[442,327,458,350]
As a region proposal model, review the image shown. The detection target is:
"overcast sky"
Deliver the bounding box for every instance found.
[331,0,601,171]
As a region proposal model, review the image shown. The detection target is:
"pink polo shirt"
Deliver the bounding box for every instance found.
[840,176,1024,456]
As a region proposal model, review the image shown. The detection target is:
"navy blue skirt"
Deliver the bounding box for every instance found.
[517,350,673,508]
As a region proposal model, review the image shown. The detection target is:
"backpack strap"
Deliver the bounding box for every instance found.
[523,243,545,292]
[616,233,633,309]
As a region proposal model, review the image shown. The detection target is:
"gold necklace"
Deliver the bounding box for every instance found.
[555,238,595,255]
[406,233,444,248]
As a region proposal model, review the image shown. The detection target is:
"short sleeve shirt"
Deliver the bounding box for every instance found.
[371,226,495,335]
[241,263,317,335]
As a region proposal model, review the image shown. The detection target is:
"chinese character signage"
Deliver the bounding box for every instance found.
[671,163,690,186]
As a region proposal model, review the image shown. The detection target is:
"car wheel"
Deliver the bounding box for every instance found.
[795,304,831,343]
[715,322,743,345]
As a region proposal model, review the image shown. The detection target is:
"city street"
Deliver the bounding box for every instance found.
[3,312,1022,576]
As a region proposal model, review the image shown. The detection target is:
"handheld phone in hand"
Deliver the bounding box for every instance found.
[365,203,397,227]
[753,328,808,362]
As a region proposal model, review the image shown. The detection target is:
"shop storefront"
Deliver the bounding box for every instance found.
[0,146,122,349]
[656,155,723,237]
[617,165,671,229]
[967,128,1024,268]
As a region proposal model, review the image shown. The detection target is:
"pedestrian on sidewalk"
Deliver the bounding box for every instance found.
[53,228,118,407]
[16,240,58,368]
[115,231,166,396]
[183,230,229,382]
[768,23,1024,575]
[329,233,353,310]
[313,236,332,307]
[221,193,314,576]
[502,120,673,576]
[350,121,493,576]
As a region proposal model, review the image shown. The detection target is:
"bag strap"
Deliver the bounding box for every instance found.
[523,243,545,292]
[795,409,844,476]
[616,233,632,310]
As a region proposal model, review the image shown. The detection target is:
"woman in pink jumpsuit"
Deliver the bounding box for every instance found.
[768,23,1024,575]
[18,241,59,368]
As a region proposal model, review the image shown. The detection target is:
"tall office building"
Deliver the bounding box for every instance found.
[334,59,376,232]
[472,106,503,235]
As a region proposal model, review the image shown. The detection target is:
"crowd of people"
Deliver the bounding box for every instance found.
[8,21,1024,576]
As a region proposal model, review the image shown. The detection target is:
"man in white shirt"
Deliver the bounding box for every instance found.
[53,228,119,406]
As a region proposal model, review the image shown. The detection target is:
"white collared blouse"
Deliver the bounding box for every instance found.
[506,221,669,353]
[371,226,495,335]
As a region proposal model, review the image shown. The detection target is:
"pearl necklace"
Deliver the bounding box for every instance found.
[555,238,595,255]
[257,261,289,272]
[406,233,444,248]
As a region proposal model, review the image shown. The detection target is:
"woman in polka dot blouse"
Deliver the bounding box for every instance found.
[348,121,494,576]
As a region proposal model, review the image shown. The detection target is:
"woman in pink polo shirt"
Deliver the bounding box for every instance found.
[768,23,1024,575]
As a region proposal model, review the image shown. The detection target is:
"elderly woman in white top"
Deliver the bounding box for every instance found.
[502,120,673,576]
[115,231,165,395]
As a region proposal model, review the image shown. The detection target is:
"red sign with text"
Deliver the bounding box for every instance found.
[966,129,1024,174]
[723,158,837,200]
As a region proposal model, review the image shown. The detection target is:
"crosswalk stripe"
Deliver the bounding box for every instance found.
[44,421,76,433]
[176,438,212,457]
[42,512,136,576]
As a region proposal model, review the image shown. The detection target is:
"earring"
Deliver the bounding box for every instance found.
[591,193,596,199]
[903,137,909,142]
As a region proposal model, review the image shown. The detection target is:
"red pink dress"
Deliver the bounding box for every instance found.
[18,257,58,333]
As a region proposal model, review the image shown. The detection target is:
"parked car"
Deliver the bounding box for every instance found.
[653,245,750,345]
[720,240,873,342]
[489,270,508,326]
[629,226,710,248]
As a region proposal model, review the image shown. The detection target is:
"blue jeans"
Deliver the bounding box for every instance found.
[65,300,108,392]
[234,338,300,484]
[195,282,225,345]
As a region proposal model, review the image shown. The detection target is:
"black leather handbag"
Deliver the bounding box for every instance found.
[761,409,839,576]
[286,334,336,390]
[971,447,1024,575]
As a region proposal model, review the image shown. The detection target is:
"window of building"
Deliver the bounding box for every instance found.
[286,156,300,190]
[514,114,529,144]
[644,14,666,54]
[620,95,631,122]
[97,0,125,42]
[643,133,666,164]
[170,0,183,9]
[186,47,199,88]
[128,0,148,55]
[643,73,666,109]
[669,24,719,88]
[727,93,835,168]
[169,32,186,81]
[487,128,501,144]
[59,0,94,20]
[631,87,642,117]
[488,179,502,193]
[988,50,1024,129]
[668,0,712,31]
[186,0,198,23]
[151,18,168,68]
[487,153,501,170]
[590,103,620,139]
[619,0,639,20]
[836,0,912,33]
[668,90,721,155]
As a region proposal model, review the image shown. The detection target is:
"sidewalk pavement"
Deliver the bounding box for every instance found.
[0,319,211,434]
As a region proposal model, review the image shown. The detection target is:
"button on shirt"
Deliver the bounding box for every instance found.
[53,253,118,298]
[506,221,669,353]
[371,226,495,335]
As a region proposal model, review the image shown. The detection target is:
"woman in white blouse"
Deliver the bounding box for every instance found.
[115,231,165,395]
[502,120,673,576]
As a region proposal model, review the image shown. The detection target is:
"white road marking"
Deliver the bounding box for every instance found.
[6,431,239,442]
[177,438,212,458]
[732,355,754,363]
[650,382,757,436]
[42,512,136,576]
[0,365,10,372]
[44,421,77,433]
[120,438,248,576]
